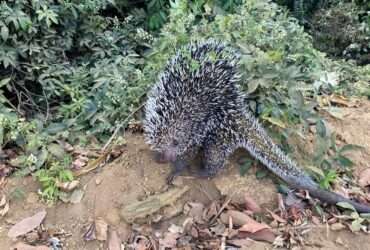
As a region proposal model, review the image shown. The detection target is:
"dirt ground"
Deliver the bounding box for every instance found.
[1,100,370,250]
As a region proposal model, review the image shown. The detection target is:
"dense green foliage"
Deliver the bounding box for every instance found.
[1,0,369,201]
[276,0,370,63]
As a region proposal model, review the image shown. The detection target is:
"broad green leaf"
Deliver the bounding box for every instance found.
[35,148,48,168]
[350,218,364,232]
[256,169,268,179]
[1,26,9,41]
[0,78,11,88]
[359,213,370,219]
[339,144,364,154]
[336,155,354,168]
[239,159,253,176]
[9,155,27,167]
[46,123,67,134]
[336,201,356,211]
[247,79,260,94]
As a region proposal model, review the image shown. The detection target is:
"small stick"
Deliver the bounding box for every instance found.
[209,190,238,225]
[102,103,145,151]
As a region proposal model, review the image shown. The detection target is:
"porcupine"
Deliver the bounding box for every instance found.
[143,39,370,213]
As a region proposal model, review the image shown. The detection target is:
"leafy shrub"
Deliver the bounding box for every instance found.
[273,0,321,24]
[140,0,368,184]
[0,0,152,201]
[143,0,329,125]
[122,0,244,31]
[0,0,154,139]
[310,1,370,64]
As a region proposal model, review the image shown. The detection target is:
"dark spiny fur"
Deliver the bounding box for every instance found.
[143,39,370,213]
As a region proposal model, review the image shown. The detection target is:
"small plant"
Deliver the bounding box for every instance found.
[308,118,364,189]
[34,161,74,202]
[336,202,370,232]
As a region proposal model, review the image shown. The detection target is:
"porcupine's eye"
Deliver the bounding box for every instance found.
[172,139,179,146]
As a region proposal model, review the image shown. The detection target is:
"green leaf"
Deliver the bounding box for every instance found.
[350,218,364,232]
[336,201,356,211]
[1,26,9,41]
[247,79,260,94]
[35,148,48,168]
[289,89,304,108]
[262,116,286,128]
[239,159,253,176]
[316,120,327,138]
[46,123,67,134]
[305,165,325,177]
[339,144,364,154]
[336,155,354,167]
[256,169,268,179]
[359,213,370,219]
[9,155,27,167]
[60,170,74,182]
[48,143,65,159]
[0,78,11,88]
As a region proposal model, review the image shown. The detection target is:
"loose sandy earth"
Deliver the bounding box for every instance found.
[1,100,370,250]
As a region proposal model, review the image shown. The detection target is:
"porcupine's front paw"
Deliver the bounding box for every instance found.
[166,158,189,184]
[153,151,169,164]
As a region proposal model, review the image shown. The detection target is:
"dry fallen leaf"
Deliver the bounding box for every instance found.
[72,156,89,169]
[220,210,252,227]
[0,202,9,217]
[238,218,270,234]
[8,210,47,239]
[239,228,276,243]
[311,216,321,225]
[95,217,108,241]
[358,168,370,187]
[159,232,179,248]
[227,238,254,247]
[0,194,6,206]
[186,202,205,223]
[244,194,261,213]
[330,222,346,231]
[83,222,96,241]
[0,194,9,217]
[210,223,226,236]
[107,228,121,250]
[168,224,183,234]
[135,236,152,250]
[266,209,287,224]
[55,180,79,192]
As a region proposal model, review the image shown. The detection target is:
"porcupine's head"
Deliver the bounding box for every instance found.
[143,39,241,162]
[143,70,207,162]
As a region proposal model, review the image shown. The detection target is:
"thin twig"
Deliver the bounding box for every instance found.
[209,190,238,225]
[102,103,145,151]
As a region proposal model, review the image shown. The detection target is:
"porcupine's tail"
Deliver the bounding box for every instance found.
[238,110,370,213]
